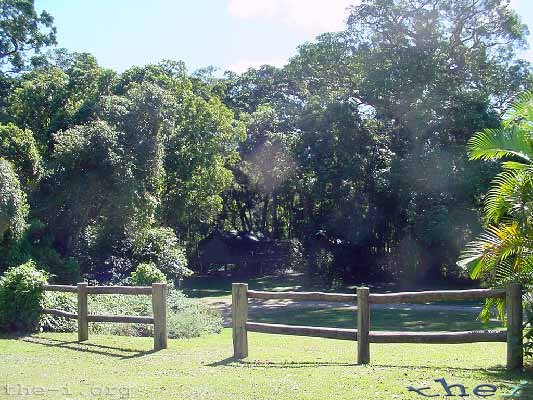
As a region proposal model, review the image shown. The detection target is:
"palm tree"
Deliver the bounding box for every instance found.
[458,91,533,320]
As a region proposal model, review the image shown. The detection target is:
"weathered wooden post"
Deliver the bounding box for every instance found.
[506,282,523,369]
[357,287,370,365]
[77,282,88,342]
[152,283,168,351]
[232,283,249,359]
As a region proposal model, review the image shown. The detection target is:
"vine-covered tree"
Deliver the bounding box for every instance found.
[0,0,531,287]
[0,158,28,240]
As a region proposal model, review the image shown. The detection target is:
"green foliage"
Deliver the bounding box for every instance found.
[41,288,222,338]
[310,249,336,287]
[0,260,48,332]
[0,123,41,188]
[133,228,192,281]
[0,158,28,240]
[459,92,533,324]
[219,0,528,283]
[0,219,80,282]
[130,262,167,285]
[460,92,533,284]
[9,67,70,151]
[0,0,56,73]
[0,0,531,287]
[8,52,115,152]
[284,239,306,272]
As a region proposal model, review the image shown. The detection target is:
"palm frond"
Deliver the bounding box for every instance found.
[484,169,533,223]
[458,221,531,281]
[467,127,532,163]
[504,91,533,126]
[502,161,530,171]
[461,90,533,324]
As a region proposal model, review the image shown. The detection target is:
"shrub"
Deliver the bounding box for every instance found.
[308,248,337,286]
[285,239,306,272]
[130,262,166,285]
[40,290,77,332]
[0,261,48,332]
[0,219,80,283]
[41,288,222,338]
[133,227,192,281]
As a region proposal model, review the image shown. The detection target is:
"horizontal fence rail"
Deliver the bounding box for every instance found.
[232,283,523,369]
[41,282,167,351]
[246,322,358,340]
[41,308,77,319]
[369,289,506,304]
[87,315,155,324]
[42,284,77,293]
[247,290,358,302]
[369,330,507,344]
[86,286,153,295]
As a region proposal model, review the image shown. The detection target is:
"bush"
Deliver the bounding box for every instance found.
[133,227,192,282]
[130,262,166,285]
[285,239,306,272]
[0,261,48,332]
[308,248,337,286]
[41,287,222,338]
[0,219,80,283]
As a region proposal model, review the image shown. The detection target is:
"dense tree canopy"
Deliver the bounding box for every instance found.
[0,0,530,286]
[0,0,56,73]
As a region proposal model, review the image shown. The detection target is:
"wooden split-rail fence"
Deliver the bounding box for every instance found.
[42,283,168,351]
[232,283,523,369]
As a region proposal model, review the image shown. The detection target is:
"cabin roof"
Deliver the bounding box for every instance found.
[199,230,267,249]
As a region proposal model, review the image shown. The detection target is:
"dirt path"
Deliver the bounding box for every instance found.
[201,297,483,326]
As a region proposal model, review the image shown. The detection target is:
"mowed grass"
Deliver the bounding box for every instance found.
[183,274,485,306]
[182,274,321,299]
[0,330,530,400]
[254,307,503,331]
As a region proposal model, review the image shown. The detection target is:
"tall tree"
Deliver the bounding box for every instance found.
[0,0,56,73]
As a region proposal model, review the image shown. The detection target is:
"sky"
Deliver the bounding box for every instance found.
[37,0,533,74]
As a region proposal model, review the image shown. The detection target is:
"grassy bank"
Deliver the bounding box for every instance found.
[0,330,529,399]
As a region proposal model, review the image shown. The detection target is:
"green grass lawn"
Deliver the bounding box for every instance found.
[182,273,402,299]
[0,330,530,400]
[254,307,503,331]
[182,273,484,306]
[182,274,321,299]
[1,276,518,399]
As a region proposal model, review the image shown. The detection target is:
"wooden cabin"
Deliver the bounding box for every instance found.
[198,230,289,275]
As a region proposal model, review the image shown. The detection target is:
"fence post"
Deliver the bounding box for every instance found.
[77,282,88,342]
[357,287,370,365]
[232,283,249,359]
[152,283,168,351]
[506,282,523,369]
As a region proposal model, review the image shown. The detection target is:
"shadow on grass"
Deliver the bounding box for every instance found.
[208,359,503,371]
[252,307,503,332]
[20,336,157,360]
[182,273,324,298]
[206,357,357,368]
[371,363,521,375]
[208,357,531,380]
